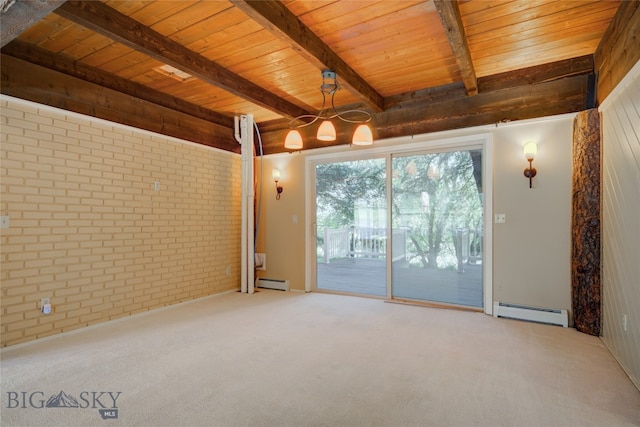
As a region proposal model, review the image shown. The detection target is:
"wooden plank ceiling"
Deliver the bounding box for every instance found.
[0,0,625,154]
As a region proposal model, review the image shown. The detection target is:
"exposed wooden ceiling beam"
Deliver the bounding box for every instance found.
[1,54,239,152]
[3,39,235,129]
[434,0,478,96]
[231,0,384,113]
[594,0,640,72]
[594,0,640,104]
[384,82,468,110]
[0,0,66,48]
[376,76,587,139]
[478,55,594,93]
[258,74,588,154]
[54,0,310,120]
[3,39,590,156]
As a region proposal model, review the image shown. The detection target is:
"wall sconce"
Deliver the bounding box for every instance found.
[523,141,537,188]
[272,169,283,200]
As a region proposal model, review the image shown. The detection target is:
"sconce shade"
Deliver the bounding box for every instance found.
[284,130,303,150]
[523,141,537,160]
[351,124,373,146]
[317,120,337,141]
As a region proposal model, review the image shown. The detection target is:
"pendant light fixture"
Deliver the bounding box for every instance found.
[284,70,373,149]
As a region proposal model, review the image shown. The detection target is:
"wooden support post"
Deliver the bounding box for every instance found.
[571,109,601,335]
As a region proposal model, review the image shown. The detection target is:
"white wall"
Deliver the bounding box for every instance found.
[599,60,640,390]
[257,114,574,319]
[492,118,573,313]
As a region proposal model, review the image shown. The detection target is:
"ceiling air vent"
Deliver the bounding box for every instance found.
[153,64,193,82]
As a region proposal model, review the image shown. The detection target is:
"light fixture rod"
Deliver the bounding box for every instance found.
[524,159,537,188]
[288,69,371,130]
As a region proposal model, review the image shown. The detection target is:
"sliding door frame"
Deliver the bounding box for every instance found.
[305,133,494,314]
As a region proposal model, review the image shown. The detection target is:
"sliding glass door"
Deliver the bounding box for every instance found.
[309,139,488,309]
[390,149,484,307]
[315,158,387,296]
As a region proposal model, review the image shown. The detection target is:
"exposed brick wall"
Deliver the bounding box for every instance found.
[0,96,242,347]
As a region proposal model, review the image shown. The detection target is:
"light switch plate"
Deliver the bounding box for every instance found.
[0,216,9,229]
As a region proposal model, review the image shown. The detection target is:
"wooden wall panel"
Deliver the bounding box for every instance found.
[600,63,640,390]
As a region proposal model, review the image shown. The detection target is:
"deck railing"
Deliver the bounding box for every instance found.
[322,227,351,264]
[321,226,483,268]
[453,228,483,272]
[321,227,407,263]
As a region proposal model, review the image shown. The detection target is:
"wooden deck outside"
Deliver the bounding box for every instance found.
[317,258,483,308]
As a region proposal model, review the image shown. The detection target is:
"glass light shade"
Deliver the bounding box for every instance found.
[272,169,280,181]
[351,124,373,146]
[284,130,303,150]
[523,141,537,160]
[317,120,336,141]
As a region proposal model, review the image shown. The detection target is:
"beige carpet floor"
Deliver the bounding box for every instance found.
[1,290,639,427]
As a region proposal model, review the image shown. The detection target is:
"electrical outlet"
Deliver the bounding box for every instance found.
[494,213,506,224]
[154,181,160,191]
[39,298,52,314]
[0,215,9,229]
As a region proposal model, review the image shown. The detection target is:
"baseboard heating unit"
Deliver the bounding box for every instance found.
[493,302,568,327]
[256,278,290,291]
